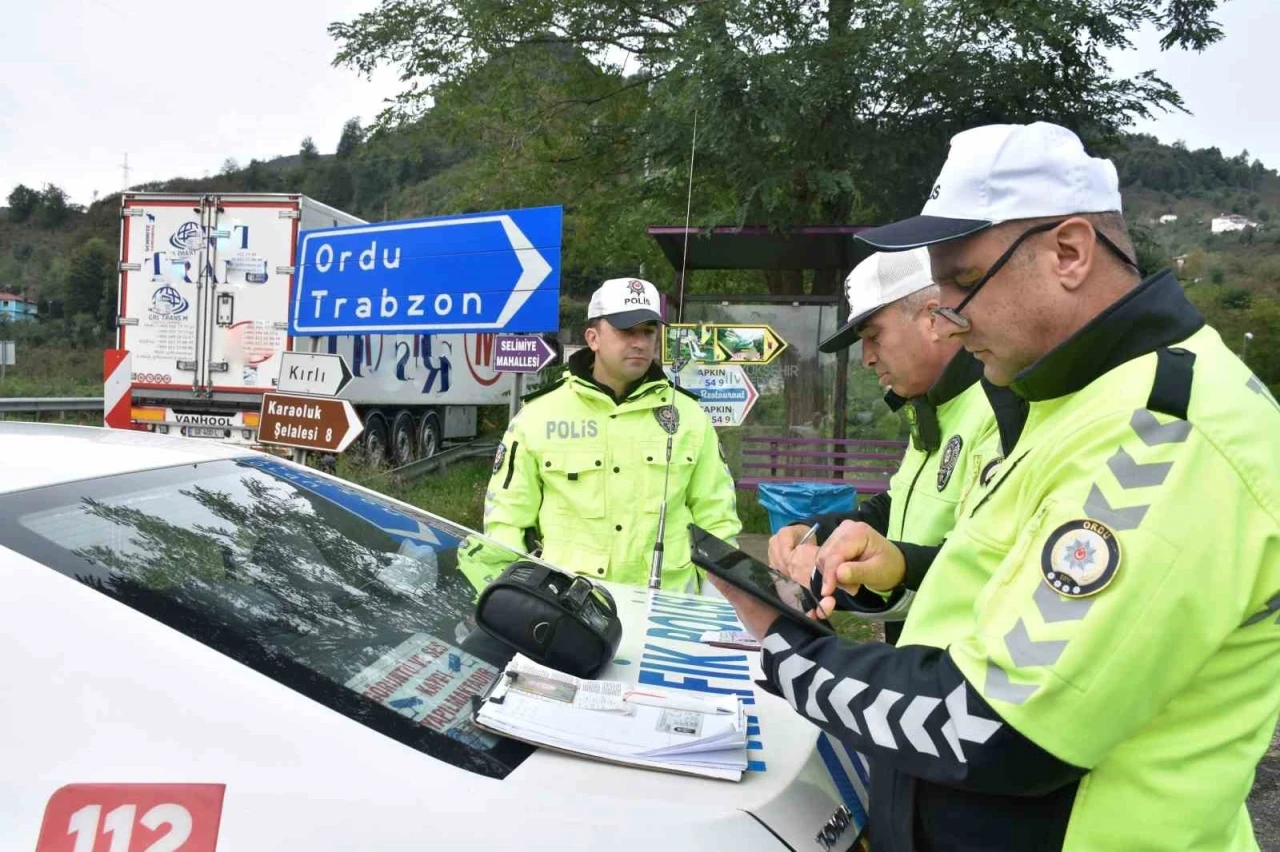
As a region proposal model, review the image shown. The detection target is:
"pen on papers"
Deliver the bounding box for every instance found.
[624,691,735,715]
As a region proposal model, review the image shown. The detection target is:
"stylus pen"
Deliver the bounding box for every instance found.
[797,522,820,549]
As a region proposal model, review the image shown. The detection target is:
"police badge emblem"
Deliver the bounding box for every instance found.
[492,442,507,474]
[1040,519,1122,598]
[654,404,680,434]
[937,435,963,491]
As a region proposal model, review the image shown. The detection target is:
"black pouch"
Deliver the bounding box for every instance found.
[473,561,623,679]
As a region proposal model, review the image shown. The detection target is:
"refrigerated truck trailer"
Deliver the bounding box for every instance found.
[112,193,515,464]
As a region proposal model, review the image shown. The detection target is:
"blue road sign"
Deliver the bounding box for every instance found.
[290,205,561,336]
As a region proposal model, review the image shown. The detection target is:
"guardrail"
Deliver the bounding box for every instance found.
[390,440,498,483]
[0,397,104,415]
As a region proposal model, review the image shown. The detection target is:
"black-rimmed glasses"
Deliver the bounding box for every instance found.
[930,219,1140,331]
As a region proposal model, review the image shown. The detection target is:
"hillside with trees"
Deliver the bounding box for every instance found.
[1,0,1276,394]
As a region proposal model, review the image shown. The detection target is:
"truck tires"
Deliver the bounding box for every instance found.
[360,411,390,463]
[418,411,442,460]
[391,410,417,467]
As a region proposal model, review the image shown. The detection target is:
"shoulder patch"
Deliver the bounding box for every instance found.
[937,434,963,491]
[521,376,566,404]
[1040,519,1121,598]
[492,442,507,474]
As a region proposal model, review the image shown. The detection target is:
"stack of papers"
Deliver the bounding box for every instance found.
[473,655,749,781]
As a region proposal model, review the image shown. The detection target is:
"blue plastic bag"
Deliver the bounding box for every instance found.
[756,482,857,534]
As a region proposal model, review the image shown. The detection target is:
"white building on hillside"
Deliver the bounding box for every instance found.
[1159,214,1179,224]
[1211,213,1258,233]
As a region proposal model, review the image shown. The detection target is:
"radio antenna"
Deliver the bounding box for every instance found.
[676,109,698,324]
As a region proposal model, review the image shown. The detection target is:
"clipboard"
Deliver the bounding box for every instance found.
[469,664,746,782]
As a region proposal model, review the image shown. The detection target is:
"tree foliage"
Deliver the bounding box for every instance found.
[331,0,1227,293]
[6,184,41,224]
[1113,133,1275,195]
[65,237,115,327]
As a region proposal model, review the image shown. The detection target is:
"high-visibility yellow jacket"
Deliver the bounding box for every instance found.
[467,350,741,592]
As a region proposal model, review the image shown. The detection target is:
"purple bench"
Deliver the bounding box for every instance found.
[736,435,909,495]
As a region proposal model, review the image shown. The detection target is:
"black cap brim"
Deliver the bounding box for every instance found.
[602,309,665,329]
[818,303,886,353]
[856,215,993,251]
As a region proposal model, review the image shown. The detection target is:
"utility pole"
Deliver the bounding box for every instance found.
[120,153,131,193]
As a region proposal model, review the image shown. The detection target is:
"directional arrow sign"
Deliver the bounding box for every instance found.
[662,324,788,366]
[714,325,787,364]
[290,206,562,336]
[257,392,363,453]
[276,352,353,396]
[669,364,760,427]
[493,334,556,373]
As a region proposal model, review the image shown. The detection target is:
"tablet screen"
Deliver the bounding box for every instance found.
[688,525,835,637]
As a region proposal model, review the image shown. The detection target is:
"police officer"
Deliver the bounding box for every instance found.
[767,247,1018,644]
[710,122,1280,850]
[467,277,741,593]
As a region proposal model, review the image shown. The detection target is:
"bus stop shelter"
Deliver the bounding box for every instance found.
[646,224,874,441]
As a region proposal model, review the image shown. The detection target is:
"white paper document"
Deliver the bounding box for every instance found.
[473,655,750,781]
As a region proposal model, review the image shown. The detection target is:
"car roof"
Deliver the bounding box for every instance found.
[0,422,255,494]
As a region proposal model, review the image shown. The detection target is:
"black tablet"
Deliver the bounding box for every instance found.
[688,524,836,637]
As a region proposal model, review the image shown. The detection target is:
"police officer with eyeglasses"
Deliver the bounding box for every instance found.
[709,122,1280,851]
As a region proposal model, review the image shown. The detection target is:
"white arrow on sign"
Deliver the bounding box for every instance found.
[292,211,555,334]
[669,363,760,427]
[276,352,353,397]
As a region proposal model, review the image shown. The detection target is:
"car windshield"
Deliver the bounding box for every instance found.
[0,455,536,779]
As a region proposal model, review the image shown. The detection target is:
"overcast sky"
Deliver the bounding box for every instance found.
[1,0,1275,208]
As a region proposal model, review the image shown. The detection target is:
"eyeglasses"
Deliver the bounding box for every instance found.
[930,219,1141,332]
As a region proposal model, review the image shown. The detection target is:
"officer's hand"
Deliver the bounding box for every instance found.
[814,520,906,607]
[706,574,782,640]
[768,524,811,576]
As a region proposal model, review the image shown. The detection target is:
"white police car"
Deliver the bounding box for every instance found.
[0,423,866,851]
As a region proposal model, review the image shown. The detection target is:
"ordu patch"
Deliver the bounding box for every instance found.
[1040,519,1121,598]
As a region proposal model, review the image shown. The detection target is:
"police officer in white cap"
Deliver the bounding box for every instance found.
[768,248,1020,644]
[707,122,1280,850]
[468,277,741,593]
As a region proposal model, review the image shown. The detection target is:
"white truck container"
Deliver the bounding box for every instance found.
[113,192,516,463]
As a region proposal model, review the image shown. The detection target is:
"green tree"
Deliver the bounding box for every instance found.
[36,183,73,229]
[6,184,41,224]
[244,158,270,191]
[336,118,364,160]
[65,237,115,325]
[1220,288,1253,310]
[332,0,1227,294]
[300,136,320,162]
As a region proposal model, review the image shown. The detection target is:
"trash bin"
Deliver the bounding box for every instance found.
[756,482,857,534]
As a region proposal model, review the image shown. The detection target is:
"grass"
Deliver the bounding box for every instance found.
[0,343,105,398]
[333,451,493,531]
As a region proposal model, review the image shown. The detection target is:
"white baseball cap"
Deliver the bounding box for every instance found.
[587,277,665,328]
[819,248,934,353]
[857,122,1123,250]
